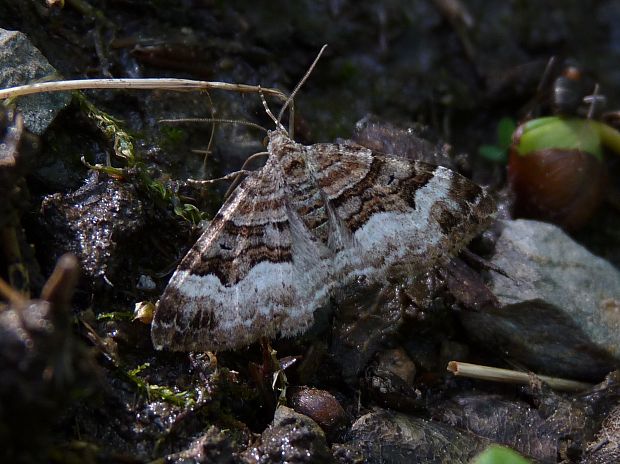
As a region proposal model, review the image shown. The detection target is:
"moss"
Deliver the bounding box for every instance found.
[125,363,198,408]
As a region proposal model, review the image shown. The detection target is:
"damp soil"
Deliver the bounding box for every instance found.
[1,1,620,463]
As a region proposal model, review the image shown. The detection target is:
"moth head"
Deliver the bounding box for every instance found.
[266,128,295,152]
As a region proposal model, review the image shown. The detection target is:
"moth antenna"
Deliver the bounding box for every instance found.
[525,55,558,119]
[276,44,328,127]
[204,91,217,171]
[259,85,287,132]
[159,117,268,133]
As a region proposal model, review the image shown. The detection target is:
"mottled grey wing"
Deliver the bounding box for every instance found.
[151,163,320,351]
[305,142,495,281]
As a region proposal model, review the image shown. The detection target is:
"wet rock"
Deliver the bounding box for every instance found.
[582,403,620,463]
[65,352,249,463]
[244,406,332,463]
[331,442,366,464]
[577,371,620,463]
[432,393,574,462]
[375,348,417,386]
[460,219,620,380]
[345,408,489,463]
[0,28,71,134]
[160,426,236,464]
[363,348,422,412]
[38,173,147,284]
[435,364,619,462]
[287,387,348,441]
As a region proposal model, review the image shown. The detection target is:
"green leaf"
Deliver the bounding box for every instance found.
[497,117,516,150]
[128,362,150,377]
[478,144,508,162]
[173,203,208,225]
[471,445,530,464]
[124,362,197,408]
[147,180,170,200]
[96,311,134,321]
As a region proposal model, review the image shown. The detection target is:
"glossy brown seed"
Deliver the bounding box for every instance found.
[508,147,606,230]
[287,387,347,439]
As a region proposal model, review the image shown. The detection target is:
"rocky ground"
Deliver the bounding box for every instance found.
[0,1,619,463]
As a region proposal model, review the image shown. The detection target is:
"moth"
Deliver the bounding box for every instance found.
[151,122,495,352]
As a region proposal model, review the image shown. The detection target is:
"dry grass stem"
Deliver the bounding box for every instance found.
[0,78,288,102]
[447,361,594,392]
